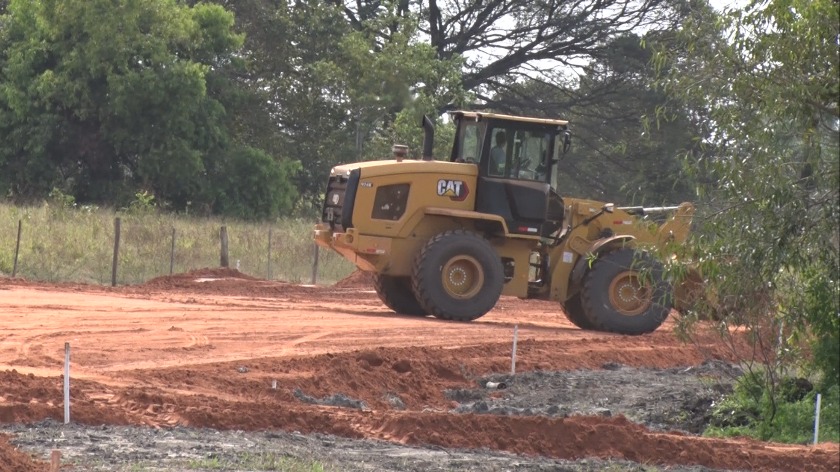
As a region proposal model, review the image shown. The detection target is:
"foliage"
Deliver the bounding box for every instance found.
[706,373,839,444]
[212,0,690,208]
[499,33,700,205]
[204,146,301,219]
[123,191,157,215]
[0,0,298,218]
[657,0,840,425]
[2,0,698,213]
[219,1,466,209]
[188,450,329,471]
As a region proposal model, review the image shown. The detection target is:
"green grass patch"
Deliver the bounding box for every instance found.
[187,451,330,471]
[0,201,355,285]
[705,374,840,444]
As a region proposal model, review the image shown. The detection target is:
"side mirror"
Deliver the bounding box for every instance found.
[562,130,572,154]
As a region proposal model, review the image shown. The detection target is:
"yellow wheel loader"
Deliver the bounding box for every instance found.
[314,111,695,335]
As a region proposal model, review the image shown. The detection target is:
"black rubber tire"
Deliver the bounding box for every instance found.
[373,274,427,316]
[580,248,672,335]
[411,230,504,321]
[562,294,597,330]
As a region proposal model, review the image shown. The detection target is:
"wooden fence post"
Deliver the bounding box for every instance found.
[169,228,176,275]
[12,219,21,277]
[220,226,229,268]
[111,217,121,287]
[310,244,320,285]
[267,227,272,280]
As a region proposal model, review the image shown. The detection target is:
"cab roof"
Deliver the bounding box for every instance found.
[449,110,569,127]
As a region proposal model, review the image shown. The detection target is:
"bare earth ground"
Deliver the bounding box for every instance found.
[0,269,837,472]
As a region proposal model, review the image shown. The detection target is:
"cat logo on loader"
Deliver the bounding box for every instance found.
[436,179,468,201]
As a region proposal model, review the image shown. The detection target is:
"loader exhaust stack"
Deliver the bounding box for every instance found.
[421,115,434,161]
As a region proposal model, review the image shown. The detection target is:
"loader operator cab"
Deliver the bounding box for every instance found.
[449,111,570,239]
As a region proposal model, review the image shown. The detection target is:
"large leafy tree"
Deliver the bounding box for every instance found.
[216,1,465,209]
[0,0,298,218]
[659,0,839,416]
[496,33,699,205]
[216,1,688,206]
[331,0,684,112]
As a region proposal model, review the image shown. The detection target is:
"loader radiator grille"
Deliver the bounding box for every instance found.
[321,169,360,232]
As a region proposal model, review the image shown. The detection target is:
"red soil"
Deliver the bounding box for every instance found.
[0,271,837,472]
[0,433,47,472]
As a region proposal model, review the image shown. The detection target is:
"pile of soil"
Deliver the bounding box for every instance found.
[333,269,375,288]
[0,434,47,472]
[136,267,326,299]
[143,267,259,288]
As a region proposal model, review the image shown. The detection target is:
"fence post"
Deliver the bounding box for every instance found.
[220,226,229,268]
[111,217,121,287]
[12,219,22,277]
[267,227,272,280]
[310,244,320,285]
[169,228,176,275]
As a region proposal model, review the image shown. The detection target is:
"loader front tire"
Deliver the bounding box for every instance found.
[412,230,504,322]
[581,248,672,335]
[562,294,596,330]
[374,274,427,316]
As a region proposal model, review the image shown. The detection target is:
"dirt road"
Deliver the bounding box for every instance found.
[0,269,837,471]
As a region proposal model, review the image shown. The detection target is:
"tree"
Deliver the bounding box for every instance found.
[211,1,691,207]
[0,0,299,218]
[495,33,700,205]
[215,1,465,209]
[657,0,839,421]
[331,0,685,112]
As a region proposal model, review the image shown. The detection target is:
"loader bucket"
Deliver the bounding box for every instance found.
[674,267,706,313]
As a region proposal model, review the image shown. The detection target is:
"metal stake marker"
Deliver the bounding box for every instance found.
[63,342,70,424]
[511,324,518,376]
[814,393,822,445]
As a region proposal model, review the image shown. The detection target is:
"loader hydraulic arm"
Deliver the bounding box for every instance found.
[654,202,696,245]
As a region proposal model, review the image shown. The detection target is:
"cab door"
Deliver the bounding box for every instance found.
[475,124,554,235]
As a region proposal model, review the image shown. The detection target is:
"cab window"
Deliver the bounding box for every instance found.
[454,122,484,163]
[487,127,551,182]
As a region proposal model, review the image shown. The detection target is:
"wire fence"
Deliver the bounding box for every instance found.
[1,206,353,286]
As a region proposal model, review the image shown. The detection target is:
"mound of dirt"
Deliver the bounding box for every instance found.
[143,267,259,289]
[0,370,134,426]
[0,434,47,472]
[334,269,374,288]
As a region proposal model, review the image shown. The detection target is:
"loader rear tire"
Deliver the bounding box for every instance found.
[374,274,428,316]
[581,248,672,335]
[412,230,503,322]
[562,294,596,330]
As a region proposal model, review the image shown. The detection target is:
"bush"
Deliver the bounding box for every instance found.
[706,373,840,444]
